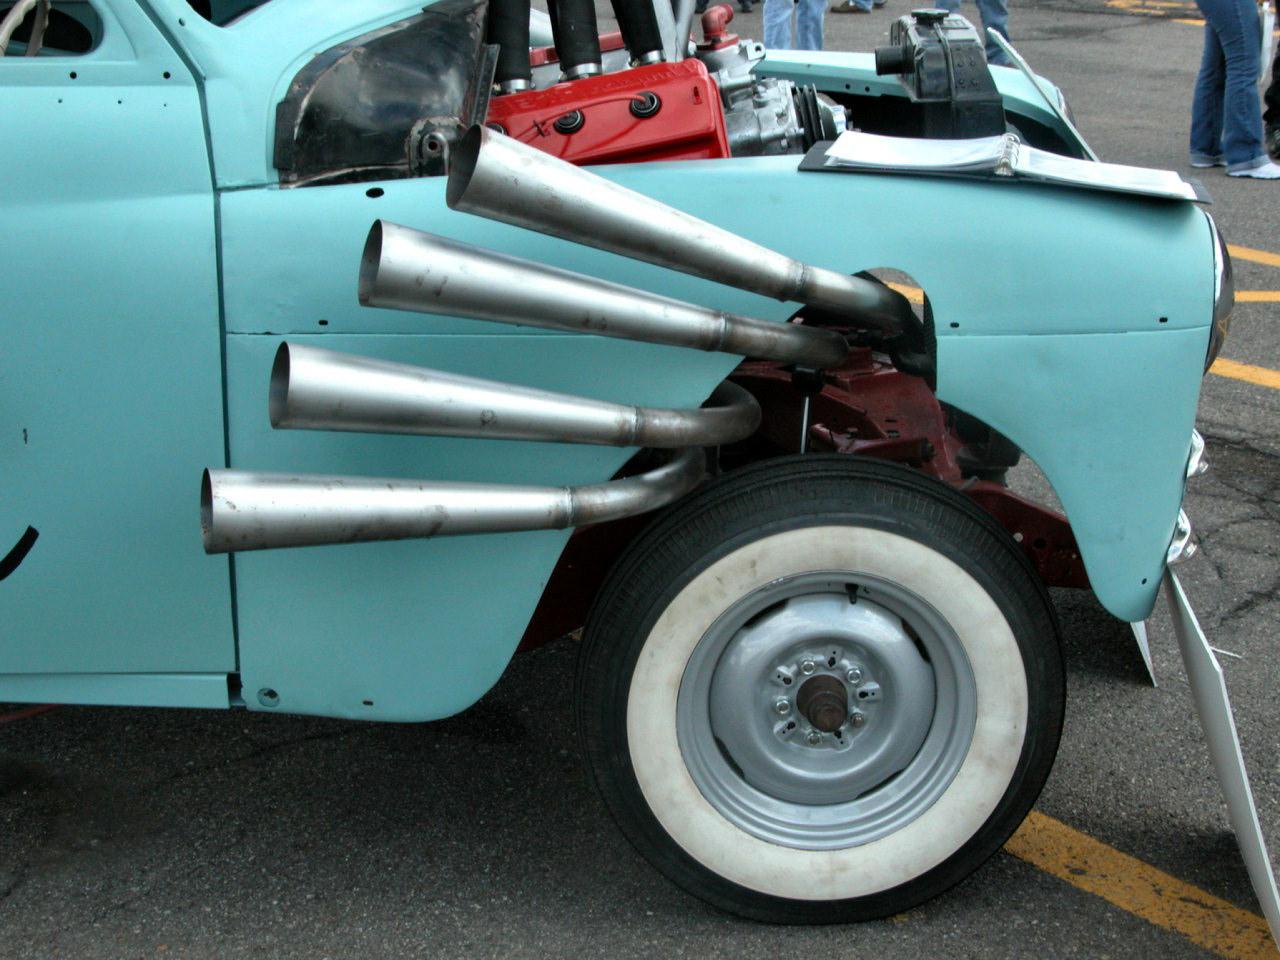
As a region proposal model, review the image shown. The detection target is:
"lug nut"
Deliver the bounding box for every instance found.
[774,699,792,716]
[806,731,822,745]
[846,666,863,684]
[800,659,816,675]
[849,711,866,727]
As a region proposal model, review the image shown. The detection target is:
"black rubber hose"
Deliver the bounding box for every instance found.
[610,0,663,62]
[546,0,603,74]
[487,0,532,88]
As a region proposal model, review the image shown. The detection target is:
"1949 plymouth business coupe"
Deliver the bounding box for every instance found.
[3,0,1277,931]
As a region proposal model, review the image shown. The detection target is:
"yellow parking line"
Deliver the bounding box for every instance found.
[1210,358,1280,389]
[1006,811,1276,958]
[1230,246,1280,270]
[1238,291,1280,302]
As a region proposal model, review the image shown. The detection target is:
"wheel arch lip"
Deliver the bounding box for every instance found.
[935,328,1206,623]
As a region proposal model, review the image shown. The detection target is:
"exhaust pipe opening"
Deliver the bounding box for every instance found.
[357,220,385,307]
[200,469,215,553]
[268,343,291,428]
[445,128,482,209]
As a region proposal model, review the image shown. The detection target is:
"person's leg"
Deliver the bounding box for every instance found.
[1189,22,1227,164]
[796,0,826,49]
[971,0,1012,65]
[1264,43,1280,156]
[1199,0,1266,170]
[763,0,794,48]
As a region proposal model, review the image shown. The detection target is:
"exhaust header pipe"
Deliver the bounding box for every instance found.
[201,448,703,553]
[271,342,761,447]
[445,126,918,339]
[359,222,847,369]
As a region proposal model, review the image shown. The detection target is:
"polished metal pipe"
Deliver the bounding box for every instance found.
[359,221,847,369]
[201,448,704,553]
[672,0,696,59]
[271,343,761,447]
[445,126,916,337]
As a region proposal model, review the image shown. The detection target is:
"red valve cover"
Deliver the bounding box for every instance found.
[484,58,731,166]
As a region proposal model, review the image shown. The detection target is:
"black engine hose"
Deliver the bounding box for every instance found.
[610,0,664,62]
[487,0,533,89]
[546,0,603,76]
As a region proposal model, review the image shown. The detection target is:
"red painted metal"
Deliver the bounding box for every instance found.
[730,351,1088,589]
[528,31,628,68]
[697,4,740,52]
[485,58,731,166]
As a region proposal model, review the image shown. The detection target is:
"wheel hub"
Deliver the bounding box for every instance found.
[796,674,847,732]
[678,572,977,848]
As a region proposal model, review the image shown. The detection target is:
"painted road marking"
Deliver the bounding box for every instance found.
[1230,246,1280,270]
[1006,811,1277,958]
[1238,292,1280,303]
[1210,358,1280,390]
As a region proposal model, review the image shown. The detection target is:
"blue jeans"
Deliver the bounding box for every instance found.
[764,0,826,50]
[1190,0,1266,170]
[933,0,1011,66]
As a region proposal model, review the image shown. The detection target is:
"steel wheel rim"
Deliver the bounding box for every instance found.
[676,570,978,850]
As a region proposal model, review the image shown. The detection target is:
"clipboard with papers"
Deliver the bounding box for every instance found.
[801,130,1208,202]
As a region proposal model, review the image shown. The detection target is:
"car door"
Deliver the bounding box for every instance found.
[0,0,234,705]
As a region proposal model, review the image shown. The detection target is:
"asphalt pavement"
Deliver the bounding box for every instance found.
[3,2,1279,957]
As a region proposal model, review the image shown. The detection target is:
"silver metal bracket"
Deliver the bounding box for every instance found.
[1164,569,1280,942]
[1129,620,1157,686]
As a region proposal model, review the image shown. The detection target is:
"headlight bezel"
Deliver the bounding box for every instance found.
[1205,213,1234,371]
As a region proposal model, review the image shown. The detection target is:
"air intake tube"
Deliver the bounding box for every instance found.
[611,0,665,64]
[546,0,603,78]
[487,0,533,93]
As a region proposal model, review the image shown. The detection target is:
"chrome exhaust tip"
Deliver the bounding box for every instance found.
[446,125,919,341]
[200,448,705,554]
[268,342,761,447]
[357,220,849,369]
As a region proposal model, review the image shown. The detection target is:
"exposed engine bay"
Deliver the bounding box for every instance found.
[273,0,1011,184]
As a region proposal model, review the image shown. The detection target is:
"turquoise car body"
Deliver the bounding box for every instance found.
[1,0,1211,721]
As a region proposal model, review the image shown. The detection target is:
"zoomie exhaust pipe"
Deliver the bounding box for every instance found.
[270,342,761,447]
[359,222,848,370]
[445,126,917,339]
[200,448,703,553]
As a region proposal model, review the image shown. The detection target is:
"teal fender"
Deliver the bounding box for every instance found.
[217,158,1209,721]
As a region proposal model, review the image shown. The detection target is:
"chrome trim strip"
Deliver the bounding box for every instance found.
[1167,509,1196,565]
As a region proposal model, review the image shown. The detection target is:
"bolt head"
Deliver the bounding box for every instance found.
[806,730,822,745]
[800,659,816,675]
[846,667,863,684]
[774,698,791,716]
[849,711,866,727]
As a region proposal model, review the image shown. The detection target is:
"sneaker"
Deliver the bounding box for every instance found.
[1227,159,1280,179]
[1267,126,1280,161]
[830,0,872,11]
[1189,155,1225,168]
